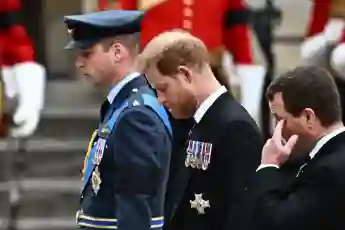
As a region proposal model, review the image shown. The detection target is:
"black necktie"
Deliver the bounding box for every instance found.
[187,118,198,138]
[100,100,110,121]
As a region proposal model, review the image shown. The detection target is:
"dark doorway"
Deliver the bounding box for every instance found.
[20,0,46,66]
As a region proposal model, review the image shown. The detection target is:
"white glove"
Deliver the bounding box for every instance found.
[300,35,330,65]
[236,64,266,127]
[323,18,345,43]
[300,19,345,65]
[12,108,41,138]
[330,43,345,80]
[1,66,19,99]
[11,62,46,138]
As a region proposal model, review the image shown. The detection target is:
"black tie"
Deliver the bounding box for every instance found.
[100,100,111,122]
[296,155,311,177]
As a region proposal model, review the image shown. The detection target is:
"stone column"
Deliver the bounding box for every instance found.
[42,0,82,78]
[82,0,99,12]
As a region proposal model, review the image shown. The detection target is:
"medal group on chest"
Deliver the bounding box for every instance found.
[82,126,110,196]
[185,135,213,215]
[185,139,212,170]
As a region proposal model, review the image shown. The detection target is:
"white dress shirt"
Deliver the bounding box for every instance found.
[193,86,227,123]
[257,126,345,171]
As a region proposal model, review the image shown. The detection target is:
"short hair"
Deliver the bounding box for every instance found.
[138,30,209,75]
[266,66,342,126]
[101,33,140,56]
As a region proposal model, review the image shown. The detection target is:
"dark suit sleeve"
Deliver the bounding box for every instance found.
[252,165,341,230]
[112,107,171,230]
[219,121,263,230]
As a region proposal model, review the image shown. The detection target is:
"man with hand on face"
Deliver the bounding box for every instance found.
[138,31,262,230]
[253,66,345,230]
[63,10,172,230]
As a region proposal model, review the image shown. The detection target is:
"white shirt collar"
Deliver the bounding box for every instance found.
[309,126,345,159]
[193,86,227,123]
[107,72,140,103]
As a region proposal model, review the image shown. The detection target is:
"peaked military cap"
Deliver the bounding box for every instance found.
[63,10,144,49]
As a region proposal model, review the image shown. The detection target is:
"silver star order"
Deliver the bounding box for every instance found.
[190,193,210,214]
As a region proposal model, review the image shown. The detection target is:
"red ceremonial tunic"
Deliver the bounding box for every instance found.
[0,0,35,66]
[306,0,345,41]
[101,0,253,66]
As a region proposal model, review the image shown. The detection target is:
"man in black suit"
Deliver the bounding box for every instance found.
[253,66,345,230]
[138,31,263,230]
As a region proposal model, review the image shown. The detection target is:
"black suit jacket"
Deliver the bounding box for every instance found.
[252,130,345,230]
[164,92,263,230]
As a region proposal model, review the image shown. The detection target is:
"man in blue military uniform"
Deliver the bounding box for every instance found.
[63,10,172,230]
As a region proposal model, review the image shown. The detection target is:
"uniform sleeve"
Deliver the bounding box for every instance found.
[7,25,35,63]
[118,0,137,9]
[306,1,330,36]
[2,0,35,64]
[223,0,253,64]
[219,121,263,230]
[112,107,171,230]
[251,165,341,230]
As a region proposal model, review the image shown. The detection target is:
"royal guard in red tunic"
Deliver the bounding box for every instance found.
[0,0,46,137]
[301,0,345,78]
[98,0,266,125]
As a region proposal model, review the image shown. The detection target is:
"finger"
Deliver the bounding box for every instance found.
[281,138,287,145]
[272,120,284,140]
[283,134,299,153]
[272,120,285,146]
[264,138,272,147]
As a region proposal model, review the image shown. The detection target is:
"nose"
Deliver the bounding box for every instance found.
[75,56,85,69]
[157,92,166,105]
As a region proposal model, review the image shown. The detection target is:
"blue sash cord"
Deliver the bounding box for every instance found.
[82,101,128,189]
[82,91,172,190]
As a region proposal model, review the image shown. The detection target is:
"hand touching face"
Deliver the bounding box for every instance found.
[261,120,299,166]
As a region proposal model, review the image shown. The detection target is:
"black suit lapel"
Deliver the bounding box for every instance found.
[296,130,345,178]
[193,92,232,143]
[165,119,196,221]
[311,130,345,161]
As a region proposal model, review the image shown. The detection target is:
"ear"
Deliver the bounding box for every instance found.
[110,43,124,62]
[177,65,193,83]
[303,108,316,124]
